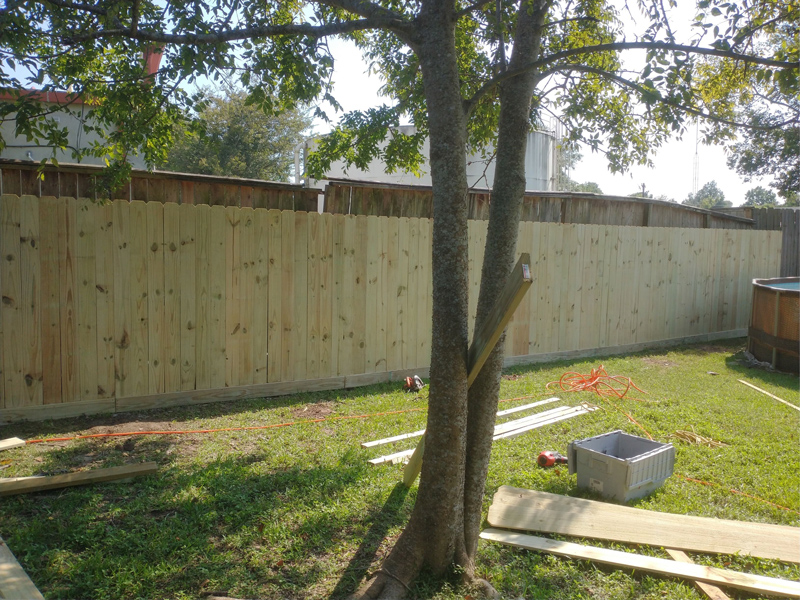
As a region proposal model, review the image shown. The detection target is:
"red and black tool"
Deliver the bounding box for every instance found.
[537,450,568,468]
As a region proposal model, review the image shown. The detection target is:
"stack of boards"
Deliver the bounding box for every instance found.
[481,486,800,598]
[362,398,597,466]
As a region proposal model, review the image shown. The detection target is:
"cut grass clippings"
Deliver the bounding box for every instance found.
[0,338,798,599]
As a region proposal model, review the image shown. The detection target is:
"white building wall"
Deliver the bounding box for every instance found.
[0,102,146,169]
[303,125,556,192]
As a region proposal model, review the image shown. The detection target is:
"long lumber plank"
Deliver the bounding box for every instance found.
[492,405,598,440]
[487,487,800,564]
[480,529,800,598]
[372,406,585,465]
[0,462,157,497]
[738,379,800,412]
[361,398,558,448]
[0,534,45,600]
[495,397,558,417]
[363,398,561,448]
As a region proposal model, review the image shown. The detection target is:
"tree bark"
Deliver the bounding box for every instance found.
[459,0,551,574]
[352,1,551,597]
[350,0,472,595]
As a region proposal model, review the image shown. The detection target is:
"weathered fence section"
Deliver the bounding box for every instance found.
[780,210,799,277]
[0,160,320,211]
[0,194,782,422]
[323,180,755,229]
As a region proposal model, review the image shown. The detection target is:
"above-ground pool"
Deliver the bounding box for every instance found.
[748,277,800,373]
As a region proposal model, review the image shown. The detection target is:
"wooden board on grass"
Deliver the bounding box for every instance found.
[0,462,157,496]
[0,437,24,452]
[665,549,731,600]
[0,534,45,600]
[479,529,800,598]
[487,487,800,564]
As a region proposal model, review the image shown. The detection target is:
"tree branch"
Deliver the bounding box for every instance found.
[62,16,411,45]
[465,40,799,108]
[545,63,796,131]
[454,0,494,20]
[41,0,108,15]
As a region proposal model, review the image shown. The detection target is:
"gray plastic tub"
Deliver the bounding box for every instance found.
[568,430,675,502]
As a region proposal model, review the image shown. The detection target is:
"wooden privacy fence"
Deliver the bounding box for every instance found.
[323,180,755,229]
[0,160,321,210]
[0,195,782,422]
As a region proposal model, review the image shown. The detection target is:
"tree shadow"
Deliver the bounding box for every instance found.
[723,350,799,398]
[329,483,411,598]
[2,380,401,441]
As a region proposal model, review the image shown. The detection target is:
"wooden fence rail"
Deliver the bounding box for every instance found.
[0,195,782,422]
[323,180,755,229]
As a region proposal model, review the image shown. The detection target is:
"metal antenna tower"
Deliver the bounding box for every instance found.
[692,120,700,195]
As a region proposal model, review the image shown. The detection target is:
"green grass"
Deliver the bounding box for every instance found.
[1,338,798,599]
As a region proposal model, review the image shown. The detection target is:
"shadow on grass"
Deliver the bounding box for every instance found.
[724,351,800,394]
[329,483,410,598]
[2,380,403,442]
[3,448,382,599]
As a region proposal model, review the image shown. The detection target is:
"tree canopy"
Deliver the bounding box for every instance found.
[683,180,732,209]
[743,185,778,207]
[162,87,312,181]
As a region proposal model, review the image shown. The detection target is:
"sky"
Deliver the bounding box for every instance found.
[314,21,777,208]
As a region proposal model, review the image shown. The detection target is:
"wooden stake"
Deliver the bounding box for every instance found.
[402,254,532,485]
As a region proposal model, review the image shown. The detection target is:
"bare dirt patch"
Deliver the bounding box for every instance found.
[291,401,335,420]
[82,421,174,436]
[694,344,739,354]
[641,357,679,368]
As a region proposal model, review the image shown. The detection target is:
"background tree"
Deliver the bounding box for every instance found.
[743,186,778,207]
[683,181,732,209]
[716,18,799,202]
[163,87,312,181]
[0,0,796,597]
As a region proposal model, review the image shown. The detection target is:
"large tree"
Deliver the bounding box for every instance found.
[163,86,312,181]
[683,180,732,209]
[0,0,796,597]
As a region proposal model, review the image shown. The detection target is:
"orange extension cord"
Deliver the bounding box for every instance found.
[23,394,540,445]
[546,365,646,400]
[23,389,797,515]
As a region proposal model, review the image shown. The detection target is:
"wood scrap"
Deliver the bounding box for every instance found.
[0,462,158,497]
[665,549,731,600]
[487,486,800,564]
[738,379,800,412]
[479,528,800,598]
[668,427,728,448]
[0,535,45,600]
[0,437,25,452]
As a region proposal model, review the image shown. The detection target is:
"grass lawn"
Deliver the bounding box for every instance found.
[1,338,798,599]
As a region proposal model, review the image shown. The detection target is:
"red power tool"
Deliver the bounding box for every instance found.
[537,450,568,468]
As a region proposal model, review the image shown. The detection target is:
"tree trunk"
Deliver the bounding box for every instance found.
[351,1,550,597]
[460,0,550,572]
[350,0,472,596]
